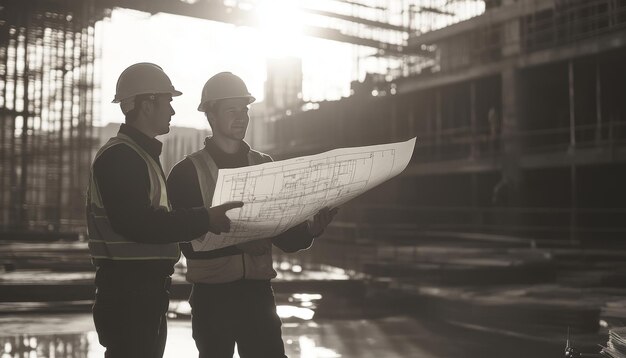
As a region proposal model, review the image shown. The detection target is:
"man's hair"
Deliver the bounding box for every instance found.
[204,100,222,115]
[124,94,158,123]
[203,100,223,129]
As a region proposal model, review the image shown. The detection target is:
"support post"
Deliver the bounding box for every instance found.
[470,81,478,159]
[568,60,576,150]
[595,58,603,145]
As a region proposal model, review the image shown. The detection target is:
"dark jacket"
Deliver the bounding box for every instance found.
[92,124,210,276]
[166,137,313,275]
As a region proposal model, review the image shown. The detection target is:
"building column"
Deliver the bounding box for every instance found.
[570,164,578,244]
[496,0,524,223]
[568,60,576,150]
[595,58,603,145]
[501,0,521,57]
[568,60,578,244]
[470,81,478,159]
[435,89,443,159]
[499,67,522,208]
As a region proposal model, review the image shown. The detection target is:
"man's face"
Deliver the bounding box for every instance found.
[150,95,174,136]
[209,98,250,141]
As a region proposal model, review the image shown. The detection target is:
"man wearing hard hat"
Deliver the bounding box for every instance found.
[86,63,243,357]
[167,72,337,358]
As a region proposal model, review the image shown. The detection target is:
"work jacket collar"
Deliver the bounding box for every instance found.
[204,136,250,157]
[118,123,163,160]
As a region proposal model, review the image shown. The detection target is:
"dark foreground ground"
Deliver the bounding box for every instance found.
[0,312,575,358]
[0,239,615,357]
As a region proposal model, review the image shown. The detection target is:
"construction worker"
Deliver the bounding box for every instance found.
[86,63,242,358]
[167,72,338,358]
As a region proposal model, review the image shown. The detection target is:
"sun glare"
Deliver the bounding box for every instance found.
[98,5,355,128]
[257,0,305,57]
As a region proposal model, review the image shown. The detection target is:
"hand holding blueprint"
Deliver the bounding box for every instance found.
[191,137,416,251]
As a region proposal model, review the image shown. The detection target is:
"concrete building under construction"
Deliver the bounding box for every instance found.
[3,1,626,354]
[252,0,626,248]
[1,0,625,247]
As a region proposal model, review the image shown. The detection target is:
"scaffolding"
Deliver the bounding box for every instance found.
[0,0,489,235]
[0,0,102,233]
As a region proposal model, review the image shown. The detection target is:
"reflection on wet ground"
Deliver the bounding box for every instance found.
[0,314,100,358]
[0,256,582,357]
[0,333,94,358]
[0,313,446,358]
[0,262,421,358]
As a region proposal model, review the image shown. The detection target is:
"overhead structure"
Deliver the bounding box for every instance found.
[0,0,487,234]
[94,0,485,61]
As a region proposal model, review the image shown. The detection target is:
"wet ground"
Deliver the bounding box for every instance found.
[0,313,460,358]
[0,262,458,358]
[0,243,608,357]
[0,283,457,358]
[0,300,577,358]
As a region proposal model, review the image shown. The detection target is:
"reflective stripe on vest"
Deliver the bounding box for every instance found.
[185,147,277,282]
[187,149,265,208]
[86,133,180,261]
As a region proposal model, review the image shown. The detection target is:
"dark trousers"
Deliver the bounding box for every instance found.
[190,280,287,358]
[93,268,171,358]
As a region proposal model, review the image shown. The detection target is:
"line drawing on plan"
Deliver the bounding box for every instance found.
[192,137,415,251]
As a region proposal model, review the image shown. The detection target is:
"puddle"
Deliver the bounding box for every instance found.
[0,262,375,357]
[0,316,348,358]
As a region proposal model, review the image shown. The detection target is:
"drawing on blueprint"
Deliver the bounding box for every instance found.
[192,137,416,251]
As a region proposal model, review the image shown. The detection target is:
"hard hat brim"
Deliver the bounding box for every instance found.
[112,89,183,103]
[197,95,256,112]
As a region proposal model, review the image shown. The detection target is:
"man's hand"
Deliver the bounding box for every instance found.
[308,207,339,238]
[207,201,244,235]
[236,239,270,256]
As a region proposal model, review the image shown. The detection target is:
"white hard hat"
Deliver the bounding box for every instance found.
[112,62,182,105]
[197,72,255,112]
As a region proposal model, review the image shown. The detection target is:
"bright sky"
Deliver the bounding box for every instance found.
[95,1,484,129]
[96,6,355,129]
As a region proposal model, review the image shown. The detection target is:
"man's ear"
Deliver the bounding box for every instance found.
[139,98,154,116]
[206,111,215,129]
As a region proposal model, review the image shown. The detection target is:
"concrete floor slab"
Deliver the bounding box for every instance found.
[0,313,453,358]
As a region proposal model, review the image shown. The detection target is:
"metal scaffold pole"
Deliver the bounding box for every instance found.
[0,0,102,235]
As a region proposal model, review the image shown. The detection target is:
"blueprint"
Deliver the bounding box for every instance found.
[191,137,416,251]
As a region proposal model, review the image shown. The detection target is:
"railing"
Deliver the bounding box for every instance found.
[274,204,626,276]
[339,205,626,246]
[521,0,626,53]
[412,121,626,164]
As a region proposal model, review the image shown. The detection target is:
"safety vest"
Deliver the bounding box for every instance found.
[185,147,276,283]
[86,133,180,261]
